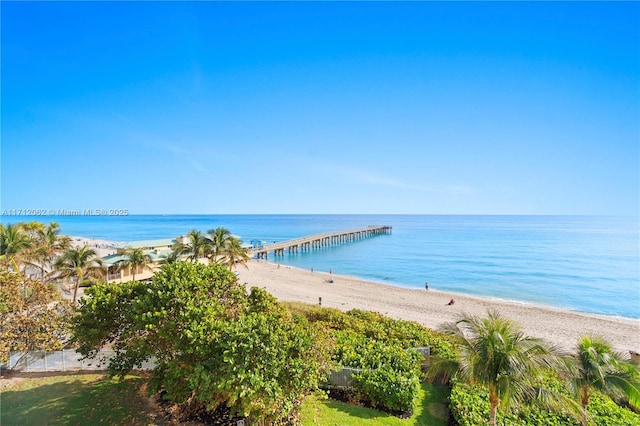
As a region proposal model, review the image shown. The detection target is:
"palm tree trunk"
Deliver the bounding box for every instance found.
[489,390,499,426]
[580,391,590,426]
[73,269,83,304]
[73,276,80,304]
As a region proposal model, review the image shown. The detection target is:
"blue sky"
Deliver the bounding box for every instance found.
[2,1,638,215]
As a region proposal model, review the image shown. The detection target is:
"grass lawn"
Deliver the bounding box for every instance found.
[1,372,155,426]
[300,383,450,426]
[2,372,450,425]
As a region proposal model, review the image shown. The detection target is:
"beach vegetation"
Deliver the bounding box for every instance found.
[0,269,72,364]
[52,245,104,304]
[207,226,234,260]
[285,304,456,415]
[30,222,71,283]
[287,304,457,360]
[1,221,71,282]
[71,262,332,424]
[218,233,250,269]
[173,229,213,262]
[116,247,153,281]
[441,321,640,426]
[173,227,250,269]
[426,309,566,426]
[567,335,640,426]
[0,222,33,272]
[449,375,640,426]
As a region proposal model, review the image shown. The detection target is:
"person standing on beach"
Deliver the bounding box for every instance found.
[424,282,429,290]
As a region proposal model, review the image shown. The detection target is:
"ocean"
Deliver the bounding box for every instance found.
[6,214,639,319]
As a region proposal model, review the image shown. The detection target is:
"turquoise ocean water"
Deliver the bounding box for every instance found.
[8,215,639,319]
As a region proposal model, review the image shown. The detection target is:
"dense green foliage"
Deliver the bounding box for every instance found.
[288,305,455,413]
[116,247,153,281]
[72,262,331,424]
[426,310,566,426]
[53,245,104,303]
[334,330,422,411]
[438,312,640,426]
[568,335,640,425]
[449,378,640,426]
[0,270,72,364]
[173,227,249,268]
[296,306,456,360]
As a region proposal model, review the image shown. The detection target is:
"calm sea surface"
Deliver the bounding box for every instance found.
[8,215,639,319]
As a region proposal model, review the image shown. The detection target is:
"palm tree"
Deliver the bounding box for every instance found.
[174,230,212,263]
[53,245,104,303]
[568,336,640,426]
[220,236,250,270]
[207,227,234,261]
[0,223,33,272]
[160,250,182,265]
[206,227,249,269]
[426,310,564,426]
[32,222,71,282]
[117,247,153,281]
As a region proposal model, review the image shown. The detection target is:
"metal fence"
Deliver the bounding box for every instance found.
[412,346,431,358]
[2,349,155,372]
[326,367,365,388]
[324,346,431,389]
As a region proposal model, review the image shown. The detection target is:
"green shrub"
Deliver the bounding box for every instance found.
[588,393,640,426]
[73,263,332,424]
[449,379,640,426]
[351,367,420,412]
[285,304,457,414]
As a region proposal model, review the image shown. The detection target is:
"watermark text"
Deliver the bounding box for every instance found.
[1,208,129,217]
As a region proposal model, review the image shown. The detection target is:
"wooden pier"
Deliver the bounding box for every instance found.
[249,225,392,259]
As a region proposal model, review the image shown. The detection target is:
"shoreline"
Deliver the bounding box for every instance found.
[238,260,640,354]
[66,236,639,353]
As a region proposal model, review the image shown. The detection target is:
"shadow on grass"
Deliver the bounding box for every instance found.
[1,374,152,426]
[315,383,450,425]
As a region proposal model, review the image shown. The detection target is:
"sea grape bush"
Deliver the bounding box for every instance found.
[292,306,456,359]
[331,331,422,412]
[72,262,332,424]
[289,306,449,413]
[351,364,421,412]
[0,270,73,364]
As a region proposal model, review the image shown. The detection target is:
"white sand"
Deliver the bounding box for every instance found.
[69,236,119,257]
[238,260,640,354]
[63,237,640,354]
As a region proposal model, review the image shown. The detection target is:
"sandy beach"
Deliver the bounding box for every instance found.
[68,235,639,355]
[238,260,640,354]
[69,236,119,257]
